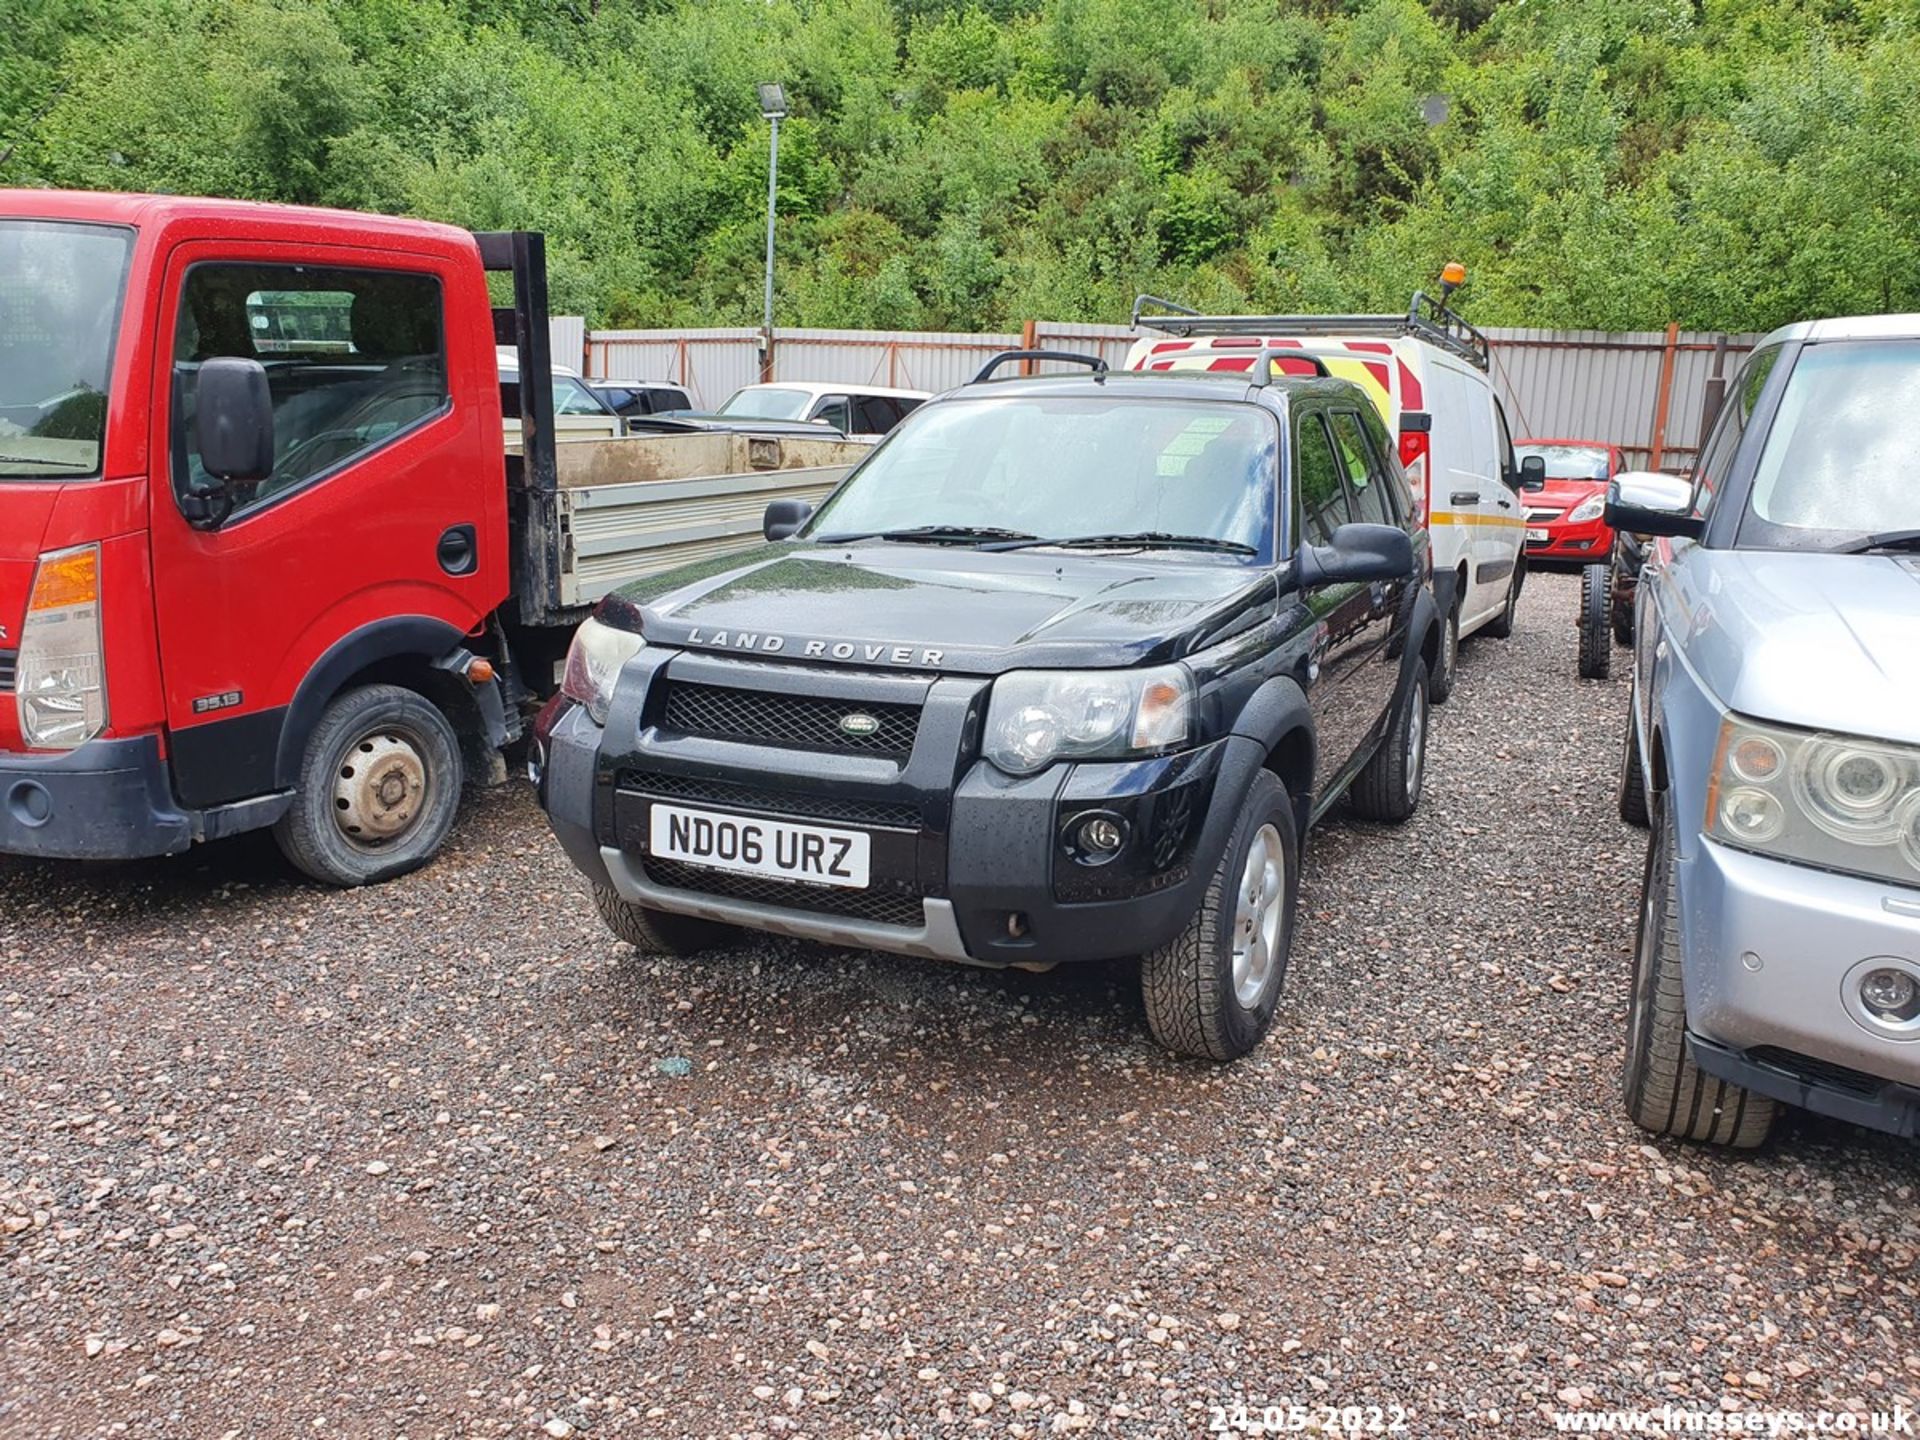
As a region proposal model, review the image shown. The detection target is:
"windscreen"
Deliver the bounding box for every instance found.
[1515,442,1609,480]
[805,394,1279,557]
[717,386,812,420]
[0,221,134,480]
[1743,340,1920,546]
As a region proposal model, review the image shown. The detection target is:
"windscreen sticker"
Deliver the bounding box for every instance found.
[1156,415,1234,475]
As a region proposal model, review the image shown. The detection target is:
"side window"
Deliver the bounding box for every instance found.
[172,264,446,513]
[1294,413,1352,547]
[1329,411,1394,527]
[1492,396,1517,488]
[553,376,607,416]
[850,395,896,435]
[663,388,691,412]
[813,396,854,433]
[1692,345,1780,520]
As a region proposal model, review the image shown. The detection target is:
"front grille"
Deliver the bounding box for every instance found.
[645,857,927,928]
[661,681,920,757]
[1750,1046,1887,1097]
[623,770,922,830]
[0,650,14,692]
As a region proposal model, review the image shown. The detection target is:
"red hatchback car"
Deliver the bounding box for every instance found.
[1515,439,1623,562]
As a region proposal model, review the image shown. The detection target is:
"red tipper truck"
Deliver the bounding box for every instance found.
[0,191,862,883]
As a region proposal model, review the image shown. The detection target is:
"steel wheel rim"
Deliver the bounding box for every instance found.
[1405,683,1427,803]
[1231,823,1286,1009]
[332,726,431,852]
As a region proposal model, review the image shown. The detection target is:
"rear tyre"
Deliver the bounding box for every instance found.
[1622,800,1776,1147]
[1141,770,1298,1062]
[591,884,738,957]
[1484,562,1523,640]
[1618,706,1651,829]
[1577,563,1612,680]
[1349,659,1429,824]
[273,684,462,887]
[1429,599,1460,705]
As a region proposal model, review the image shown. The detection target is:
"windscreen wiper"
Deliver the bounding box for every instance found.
[1837,528,1920,554]
[814,524,1040,546]
[0,454,93,469]
[992,531,1258,555]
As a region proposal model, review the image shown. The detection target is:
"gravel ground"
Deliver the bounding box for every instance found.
[2,570,1915,1440]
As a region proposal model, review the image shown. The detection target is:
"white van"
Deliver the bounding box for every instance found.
[1125,289,1536,701]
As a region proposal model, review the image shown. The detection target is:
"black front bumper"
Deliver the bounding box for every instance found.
[534,651,1256,968]
[1689,1032,1920,1140]
[0,735,194,861]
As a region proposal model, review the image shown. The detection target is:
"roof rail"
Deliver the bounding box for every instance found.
[1130,290,1490,372]
[971,349,1108,384]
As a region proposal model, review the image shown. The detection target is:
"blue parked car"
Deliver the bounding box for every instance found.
[1610,315,1920,1147]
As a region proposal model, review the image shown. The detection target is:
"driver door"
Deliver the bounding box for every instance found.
[146,238,496,811]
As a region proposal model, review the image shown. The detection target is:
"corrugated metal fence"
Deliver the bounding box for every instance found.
[568,319,1757,471]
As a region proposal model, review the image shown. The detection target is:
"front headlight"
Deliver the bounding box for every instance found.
[1708,714,1920,888]
[560,616,645,725]
[17,544,107,751]
[983,665,1191,776]
[1567,493,1607,524]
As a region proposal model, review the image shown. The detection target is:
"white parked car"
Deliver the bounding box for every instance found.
[1127,278,1538,701]
[496,346,623,442]
[712,382,929,442]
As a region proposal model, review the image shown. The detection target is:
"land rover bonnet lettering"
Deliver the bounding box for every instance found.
[683,627,944,668]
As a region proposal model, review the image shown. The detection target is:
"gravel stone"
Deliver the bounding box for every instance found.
[2,573,1914,1436]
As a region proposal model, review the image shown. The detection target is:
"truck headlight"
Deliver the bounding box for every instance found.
[1567,493,1607,524]
[983,665,1191,776]
[16,544,107,751]
[1708,714,1920,888]
[560,616,645,725]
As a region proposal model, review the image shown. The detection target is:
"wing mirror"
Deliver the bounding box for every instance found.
[1517,454,1547,491]
[181,357,275,529]
[1297,523,1414,587]
[763,498,813,541]
[1605,470,1702,540]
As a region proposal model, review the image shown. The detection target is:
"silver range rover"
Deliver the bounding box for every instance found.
[1609,314,1920,1147]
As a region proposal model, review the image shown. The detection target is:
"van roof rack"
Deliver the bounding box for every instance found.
[1130,290,1491,372]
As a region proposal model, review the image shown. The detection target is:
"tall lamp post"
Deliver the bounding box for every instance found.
[757,82,787,382]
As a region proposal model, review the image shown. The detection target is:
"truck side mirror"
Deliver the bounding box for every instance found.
[1296,523,1414,587]
[764,498,813,541]
[196,357,276,485]
[1605,470,1702,540]
[1517,454,1547,490]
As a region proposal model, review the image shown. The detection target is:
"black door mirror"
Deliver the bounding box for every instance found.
[196,357,275,484]
[764,498,813,541]
[1297,523,1414,587]
[1604,470,1703,540]
[1517,454,1547,491]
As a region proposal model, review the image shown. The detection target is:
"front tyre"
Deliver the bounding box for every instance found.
[1141,770,1298,1062]
[1578,563,1612,679]
[591,884,738,957]
[1622,800,1776,1147]
[1349,659,1429,823]
[273,684,462,887]
[1429,597,1461,705]
[1484,562,1524,640]
[1618,704,1650,829]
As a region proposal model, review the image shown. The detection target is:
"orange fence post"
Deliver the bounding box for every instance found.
[1020,319,1037,375]
[1649,321,1680,472]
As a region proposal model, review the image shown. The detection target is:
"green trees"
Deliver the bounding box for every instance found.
[4,0,1916,332]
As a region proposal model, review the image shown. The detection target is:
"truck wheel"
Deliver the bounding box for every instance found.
[1141,770,1298,1062]
[1622,799,1776,1147]
[1429,599,1460,705]
[272,684,462,887]
[1618,707,1650,829]
[1577,563,1611,680]
[1349,659,1429,824]
[591,884,738,958]
[1484,563,1523,640]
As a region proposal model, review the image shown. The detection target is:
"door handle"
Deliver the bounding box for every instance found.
[437,524,478,577]
[1449,490,1478,506]
[1497,498,1513,510]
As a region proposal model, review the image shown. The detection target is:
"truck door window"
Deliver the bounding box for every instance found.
[1295,414,1352,547]
[1329,412,1393,527]
[171,264,447,515]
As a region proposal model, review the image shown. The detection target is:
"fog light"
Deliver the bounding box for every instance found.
[1860,968,1919,1021]
[1080,816,1124,853]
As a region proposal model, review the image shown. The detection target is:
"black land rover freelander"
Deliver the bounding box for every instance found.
[534,353,1440,1060]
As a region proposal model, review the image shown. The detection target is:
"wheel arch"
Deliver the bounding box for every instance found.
[1232,675,1316,840]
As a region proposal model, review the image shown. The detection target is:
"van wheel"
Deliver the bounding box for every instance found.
[1484,563,1523,639]
[1350,659,1428,824]
[1623,800,1776,1147]
[273,684,462,887]
[591,884,737,957]
[1618,705,1651,829]
[1430,599,1460,705]
[1577,563,1611,680]
[1141,770,1297,1062]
